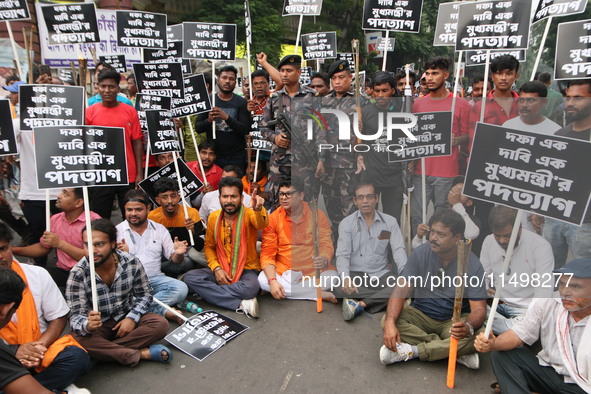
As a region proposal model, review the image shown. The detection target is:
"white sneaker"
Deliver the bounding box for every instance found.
[64,384,91,394]
[457,353,480,369]
[237,297,259,318]
[379,343,414,365]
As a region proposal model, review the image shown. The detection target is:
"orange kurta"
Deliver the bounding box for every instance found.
[260,202,334,276]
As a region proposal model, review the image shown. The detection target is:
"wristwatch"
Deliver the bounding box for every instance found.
[465,322,475,336]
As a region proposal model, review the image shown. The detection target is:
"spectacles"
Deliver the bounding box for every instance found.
[279,191,295,198]
[83,241,109,248]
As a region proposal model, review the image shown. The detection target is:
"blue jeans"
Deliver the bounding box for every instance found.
[148,274,189,316]
[488,303,528,335]
[411,175,454,237]
[543,219,591,269]
[34,345,90,391]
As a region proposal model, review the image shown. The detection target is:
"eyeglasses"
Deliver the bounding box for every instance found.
[83,241,109,248]
[278,191,295,199]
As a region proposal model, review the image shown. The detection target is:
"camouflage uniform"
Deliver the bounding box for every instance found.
[259,84,324,210]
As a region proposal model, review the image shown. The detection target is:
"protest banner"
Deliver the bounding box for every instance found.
[301,31,337,61]
[116,10,167,49]
[182,22,237,61]
[19,84,84,131]
[0,0,29,21]
[135,93,171,142]
[143,41,192,75]
[167,23,183,41]
[336,53,355,71]
[170,74,212,118]
[248,107,273,153]
[362,0,423,33]
[40,3,99,46]
[165,310,249,362]
[133,62,185,98]
[466,49,526,66]
[0,100,18,156]
[376,37,395,52]
[455,0,532,51]
[554,19,591,80]
[433,1,460,46]
[282,0,322,16]
[299,66,312,86]
[145,109,181,155]
[139,157,204,207]
[98,54,127,73]
[464,123,591,225]
[532,0,587,24]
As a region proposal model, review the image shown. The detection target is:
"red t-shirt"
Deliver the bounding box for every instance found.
[412,92,470,178]
[186,161,223,190]
[468,89,519,150]
[85,103,143,183]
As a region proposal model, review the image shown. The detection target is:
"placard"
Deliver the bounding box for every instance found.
[171,74,212,118]
[143,41,192,75]
[464,123,591,225]
[33,126,128,189]
[135,94,171,140]
[248,111,273,153]
[533,0,587,25]
[336,53,355,71]
[388,111,452,163]
[282,0,323,16]
[139,158,204,206]
[466,49,526,67]
[182,22,237,61]
[554,19,591,80]
[116,10,167,49]
[133,62,185,98]
[98,55,127,74]
[302,32,337,61]
[40,3,99,45]
[433,1,461,46]
[167,24,183,41]
[377,37,395,52]
[362,0,423,33]
[19,85,84,131]
[456,0,532,51]
[300,66,312,86]
[0,100,18,156]
[0,0,29,21]
[145,109,181,154]
[165,311,249,362]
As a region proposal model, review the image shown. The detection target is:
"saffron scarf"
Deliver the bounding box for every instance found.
[214,207,248,283]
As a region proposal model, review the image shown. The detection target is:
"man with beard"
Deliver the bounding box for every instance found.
[502,81,561,135]
[410,57,470,236]
[0,223,91,393]
[310,72,330,97]
[475,258,591,393]
[116,190,189,324]
[183,177,268,317]
[67,219,172,365]
[195,65,250,171]
[480,206,553,334]
[381,209,486,369]
[542,80,591,268]
[199,165,252,222]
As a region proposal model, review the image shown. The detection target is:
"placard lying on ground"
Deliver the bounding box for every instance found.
[146,109,181,154]
[554,19,591,80]
[0,100,18,156]
[165,310,249,361]
[388,111,452,163]
[99,55,127,74]
[116,10,167,49]
[40,3,99,45]
[282,0,322,16]
[33,126,128,189]
[135,94,171,141]
[133,62,184,99]
[19,85,84,131]
[433,1,460,46]
[301,32,337,60]
[0,0,29,21]
[466,49,526,67]
[182,22,236,61]
[464,123,591,225]
[456,0,531,51]
[139,157,204,206]
[532,0,588,24]
[362,0,423,33]
[171,74,212,118]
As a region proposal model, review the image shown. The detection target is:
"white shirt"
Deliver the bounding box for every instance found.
[11,262,69,333]
[480,229,554,308]
[199,190,252,222]
[116,219,175,277]
[502,116,561,136]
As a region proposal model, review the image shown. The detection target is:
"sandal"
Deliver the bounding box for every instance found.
[148,344,173,363]
[490,382,501,393]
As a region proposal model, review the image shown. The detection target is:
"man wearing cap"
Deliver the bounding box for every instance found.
[259,55,325,209]
[475,258,591,393]
[2,81,24,118]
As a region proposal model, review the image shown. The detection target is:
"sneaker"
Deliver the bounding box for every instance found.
[237,297,259,318]
[379,343,414,365]
[342,298,364,321]
[457,352,480,369]
[64,384,91,394]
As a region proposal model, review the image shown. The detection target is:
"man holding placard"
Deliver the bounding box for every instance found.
[86,69,144,219]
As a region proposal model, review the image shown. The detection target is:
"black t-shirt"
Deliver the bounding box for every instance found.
[0,340,29,391]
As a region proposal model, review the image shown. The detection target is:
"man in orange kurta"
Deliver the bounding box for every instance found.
[259,180,337,300]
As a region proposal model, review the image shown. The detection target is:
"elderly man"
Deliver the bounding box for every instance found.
[381,210,487,369]
[475,258,591,393]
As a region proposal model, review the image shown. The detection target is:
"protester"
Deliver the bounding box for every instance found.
[183,177,269,317]
[246,69,272,115]
[87,62,133,107]
[536,71,564,126]
[67,219,172,366]
[502,81,561,135]
[335,182,407,320]
[381,210,486,369]
[199,165,252,222]
[259,180,336,300]
[2,80,23,118]
[309,71,330,97]
[126,73,137,105]
[242,158,269,200]
[394,69,417,96]
[475,258,591,393]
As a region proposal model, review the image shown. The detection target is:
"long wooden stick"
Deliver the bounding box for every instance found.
[310,199,322,313]
[153,297,188,322]
[172,151,195,246]
[6,22,23,80]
